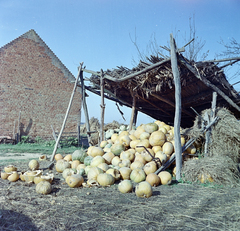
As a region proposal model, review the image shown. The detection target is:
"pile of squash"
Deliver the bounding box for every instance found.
[54,120,197,198]
[1,158,54,195]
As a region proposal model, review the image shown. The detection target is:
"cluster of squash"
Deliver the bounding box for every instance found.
[1,158,53,195]
[54,120,198,198]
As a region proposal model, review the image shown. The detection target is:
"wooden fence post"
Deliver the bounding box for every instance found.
[170,33,182,181]
[129,94,136,131]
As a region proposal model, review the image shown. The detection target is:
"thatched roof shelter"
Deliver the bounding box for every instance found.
[82,51,240,128]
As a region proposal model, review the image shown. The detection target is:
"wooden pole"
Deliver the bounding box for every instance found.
[51,125,61,149]
[100,70,105,143]
[204,92,217,156]
[80,65,92,146]
[170,33,182,181]
[129,94,136,131]
[50,62,83,161]
[17,111,21,143]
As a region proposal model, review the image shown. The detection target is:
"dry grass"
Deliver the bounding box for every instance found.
[1,160,240,231]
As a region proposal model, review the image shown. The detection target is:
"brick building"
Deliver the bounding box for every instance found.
[0,29,82,140]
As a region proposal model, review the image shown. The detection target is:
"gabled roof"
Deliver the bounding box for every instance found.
[0,29,76,83]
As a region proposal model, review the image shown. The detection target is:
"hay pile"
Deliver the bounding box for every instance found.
[182,107,240,185]
[182,156,240,186]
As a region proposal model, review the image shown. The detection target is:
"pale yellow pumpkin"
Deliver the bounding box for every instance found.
[4,165,17,173]
[100,140,108,148]
[87,167,103,181]
[64,154,72,162]
[158,127,168,134]
[23,170,42,183]
[130,139,140,149]
[1,172,10,180]
[133,126,145,138]
[97,163,109,172]
[130,168,146,183]
[119,135,131,147]
[149,131,166,147]
[120,151,135,162]
[118,159,131,168]
[155,151,167,165]
[111,133,119,143]
[134,153,147,165]
[119,167,132,180]
[89,147,104,157]
[111,156,121,166]
[66,174,84,188]
[162,142,174,156]
[62,168,76,179]
[97,173,115,186]
[71,160,81,169]
[36,181,52,194]
[141,148,154,162]
[8,171,19,182]
[143,162,157,175]
[106,168,121,180]
[152,146,162,154]
[158,171,172,185]
[111,143,125,156]
[135,139,150,153]
[146,173,161,186]
[29,159,39,171]
[90,156,105,167]
[130,161,144,170]
[102,152,115,164]
[135,181,153,198]
[139,132,150,140]
[55,159,71,173]
[118,180,133,193]
[55,153,63,161]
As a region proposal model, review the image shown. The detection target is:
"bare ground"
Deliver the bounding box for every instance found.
[0,155,240,231]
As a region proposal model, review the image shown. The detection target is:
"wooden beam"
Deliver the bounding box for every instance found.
[179,55,240,112]
[83,58,171,83]
[200,56,240,63]
[170,33,182,181]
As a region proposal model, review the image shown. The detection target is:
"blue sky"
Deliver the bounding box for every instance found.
[1,0,240,125]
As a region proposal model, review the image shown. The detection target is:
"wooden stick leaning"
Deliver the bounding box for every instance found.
[155,116,219,175]
[50,62,83,162]
[51,125,61,149]
[170,33,182,181]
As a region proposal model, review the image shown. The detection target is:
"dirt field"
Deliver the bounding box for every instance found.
[1,154,240,231]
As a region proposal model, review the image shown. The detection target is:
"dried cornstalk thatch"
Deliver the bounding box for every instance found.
[209,107,240,162]
[182,156,240,186]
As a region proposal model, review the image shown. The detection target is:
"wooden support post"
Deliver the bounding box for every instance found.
[100,70,105,143]
[80,65,91,146]
[16,111,21,143]
[50,62,83,162]
[13,121,16,142]
[170,33,182,181]
[133,110,138,127]
[77,96,82,147]
[129,94,136,131]
[204,92,217,156]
